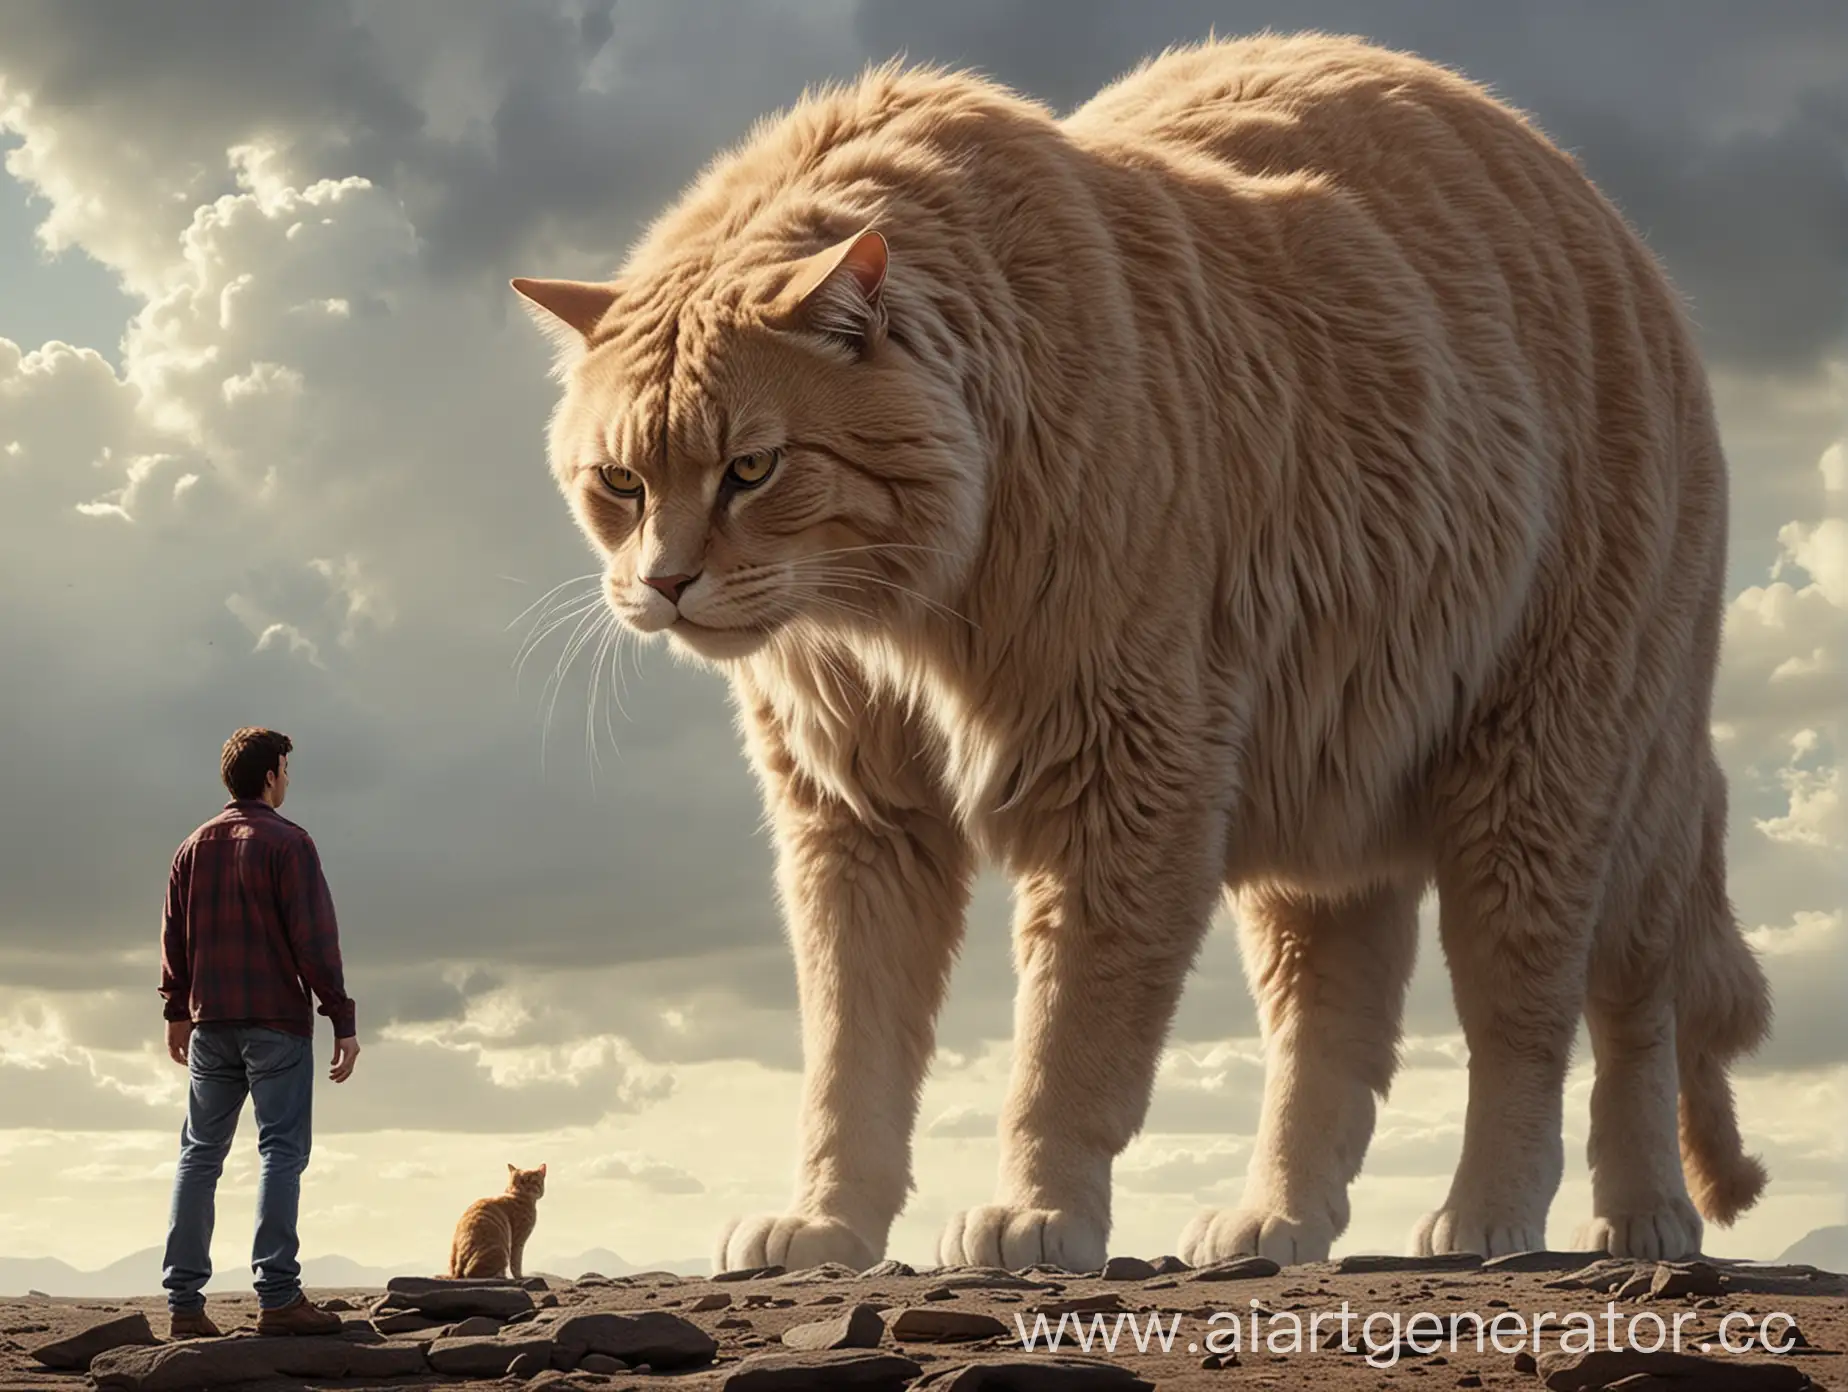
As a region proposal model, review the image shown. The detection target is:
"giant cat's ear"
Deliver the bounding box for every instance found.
[770,228,888,359]
[510,277,620,361]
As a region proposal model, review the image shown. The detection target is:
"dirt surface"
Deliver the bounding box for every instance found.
[2,1253,1842,1390]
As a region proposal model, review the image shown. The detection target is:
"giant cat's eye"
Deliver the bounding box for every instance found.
[598,464,643,499]
[726,449,780,490]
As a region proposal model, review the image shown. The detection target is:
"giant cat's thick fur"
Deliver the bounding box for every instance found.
[513,32,1771,1272]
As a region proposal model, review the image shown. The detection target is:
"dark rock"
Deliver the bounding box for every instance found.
[445,1314,503,1337]
[1187,1257,1282,1282]
[549,1309,718,1368]
[427,1333,555,1376]
[29,1312,158,1370]
[1544,1260,1643,1293]
[377,1282,534,1320]
[519,1375,593,1392]
[861,1260,916,1279]
[691,1292,734,1312]
[1513,1350,1538,1374]
[1335,1253,1484,1274]
[782,1302,886,1350]
[521,1276,551,1290]
[508,1349,549,1376]
[1482,1250,1612,1273]
[1033,1293,1125,1319]
[924,1286,958,1301]
[1614,1271,1656,1301]
[718,1346,923,1388]
[1649,1261,1727,1299]
[890,1307,1010,1341]
[910,1355,1157,1389]
[387,1274,524,1293]
[932,1269,1057,1291]
[775,1262,861,1284]
[1537,1347,1813,1391]
[89,1336,426,1390]
[1149,1255,1193,1274]
[374,1310,443,1334]
[319,1297,355,1312]
[578,1352,627,1372]
[713,1264,787,1282]
[1100,1257,1157,1281]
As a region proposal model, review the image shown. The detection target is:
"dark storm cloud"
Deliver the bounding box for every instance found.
[854,0,1848,373]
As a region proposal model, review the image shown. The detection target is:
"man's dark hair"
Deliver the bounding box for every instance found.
[221,727,293,800]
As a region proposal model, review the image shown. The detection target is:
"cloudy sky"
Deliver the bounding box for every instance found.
[1,0,1842,1281]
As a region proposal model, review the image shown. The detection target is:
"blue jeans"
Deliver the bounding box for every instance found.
[161,1025,314,1312]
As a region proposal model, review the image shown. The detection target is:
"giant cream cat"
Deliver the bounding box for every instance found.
[513,33,1771,1273]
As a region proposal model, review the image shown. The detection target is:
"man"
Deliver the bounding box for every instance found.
[157,727,361,1338]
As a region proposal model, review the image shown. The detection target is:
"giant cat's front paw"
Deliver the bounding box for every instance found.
[714,1213,879,1273]
[1410,1203,1545,1258]
[936,1205,1106,1274]
[1177,1205,1337,1266]
[1573,1203,1702,1261]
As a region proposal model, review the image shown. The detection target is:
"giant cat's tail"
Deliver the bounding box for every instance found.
[1674,766,1772,1225]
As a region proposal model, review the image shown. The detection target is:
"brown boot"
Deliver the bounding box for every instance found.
[255,1294,343,1336]
[168,1308,223,1339]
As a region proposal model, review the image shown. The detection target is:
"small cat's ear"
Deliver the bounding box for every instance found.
[507,1161,517,1174]
[510,277,619,359]
[538,1163,548,1175]
[771,228,888,359]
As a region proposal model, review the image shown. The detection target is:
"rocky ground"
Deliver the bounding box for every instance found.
[2,1251,1841,1391]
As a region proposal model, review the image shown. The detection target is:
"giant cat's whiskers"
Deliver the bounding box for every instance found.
[514,594,604,689]
[785,562,978,630]
[505,570,601,634]
[540,599,609,778]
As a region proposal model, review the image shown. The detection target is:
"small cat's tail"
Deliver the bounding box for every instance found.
[1673,774,1772,1226]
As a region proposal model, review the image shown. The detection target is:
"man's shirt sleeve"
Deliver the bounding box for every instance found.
[276,832,358,1039]
[158,844,193,1022]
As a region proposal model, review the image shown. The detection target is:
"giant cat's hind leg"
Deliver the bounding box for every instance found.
[1412,685,1623,1259]
[1180,878,1421,1266]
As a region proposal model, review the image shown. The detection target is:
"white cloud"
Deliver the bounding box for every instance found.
[1747,909,1843,958]
[582,1152,705,1193]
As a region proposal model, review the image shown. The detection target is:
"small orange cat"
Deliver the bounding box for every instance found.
[447,1163,547,1279]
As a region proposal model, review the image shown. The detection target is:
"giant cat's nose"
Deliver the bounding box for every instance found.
[641,571,699,604]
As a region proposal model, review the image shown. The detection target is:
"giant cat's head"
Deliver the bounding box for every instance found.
[513,228,985,665]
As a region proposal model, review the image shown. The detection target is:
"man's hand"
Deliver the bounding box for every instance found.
[166,1020,193,1066]
[330,1035,360,1083]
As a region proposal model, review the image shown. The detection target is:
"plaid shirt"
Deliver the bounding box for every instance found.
[159,800,357,1040]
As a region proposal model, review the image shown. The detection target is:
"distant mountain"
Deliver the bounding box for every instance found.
[0,1245,710,1297]
[529,1248,711,1279]
[0,1247,427,1298]
[1777,1225,1848,1273]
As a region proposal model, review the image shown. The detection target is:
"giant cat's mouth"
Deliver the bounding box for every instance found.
[668,613,777,660]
